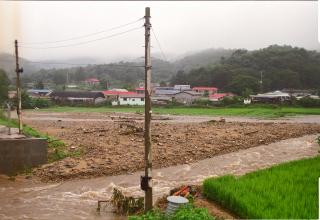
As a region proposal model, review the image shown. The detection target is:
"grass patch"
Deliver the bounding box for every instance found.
[129,204,214,220]
[0,110,82,163]
[203,156,320,219]
[35,106,320,118]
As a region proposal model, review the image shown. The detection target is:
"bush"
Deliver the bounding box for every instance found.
[221,96,243,106]
[30,98,52,108]
[129,204,214,220]
[297,97,320,107]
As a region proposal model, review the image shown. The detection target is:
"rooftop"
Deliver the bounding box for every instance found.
[103,90,137,96]
[192,87,218,91]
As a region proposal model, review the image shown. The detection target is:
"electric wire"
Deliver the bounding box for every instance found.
[151,27,168,62]
[19,26,143,50]
[0,59,144,68]
[20,18,143,45]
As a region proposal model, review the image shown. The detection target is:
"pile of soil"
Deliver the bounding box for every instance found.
[25,114,320,182]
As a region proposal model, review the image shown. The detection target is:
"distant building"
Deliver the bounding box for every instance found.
[151,96,173,105]
[173,85,191,91]
[50,91,105,105]
[103,90,136,101]
[8,91,17,99]
[112,94,145,106]
[250,91,291,103]
[27,89,52,98]
[84,78,100,86]
[172,91,201,105]
[192,87,218,96]
[135,87,145,94]
[154,87,178,96]
[209,93,234,102]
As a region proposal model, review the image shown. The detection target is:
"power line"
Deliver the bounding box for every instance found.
[151,27,168,61]
[19,26,143,50]
[20,18,143,45]
[0,59,144,68]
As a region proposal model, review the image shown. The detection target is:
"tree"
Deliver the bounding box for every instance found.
[74,67,86,82]
[159,81,167,87]
[0,69,10,104]
[228,75,260,95]
[34,80,44,89]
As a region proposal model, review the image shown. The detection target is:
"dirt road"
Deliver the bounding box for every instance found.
[21,111,320,182]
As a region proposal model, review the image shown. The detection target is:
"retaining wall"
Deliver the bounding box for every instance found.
[0,138,47,175]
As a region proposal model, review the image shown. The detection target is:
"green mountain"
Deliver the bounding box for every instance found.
[171,45,320,95]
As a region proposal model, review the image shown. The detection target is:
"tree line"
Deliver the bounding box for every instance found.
[170,45,320,96]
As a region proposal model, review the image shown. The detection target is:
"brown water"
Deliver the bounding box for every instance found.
[0,134,318,220]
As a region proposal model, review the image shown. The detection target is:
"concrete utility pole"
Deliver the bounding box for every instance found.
[14,39,23,134]
[141,7,153,212]
[260,71,263,93]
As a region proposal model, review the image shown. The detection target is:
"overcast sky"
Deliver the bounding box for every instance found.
[0,1,319,62]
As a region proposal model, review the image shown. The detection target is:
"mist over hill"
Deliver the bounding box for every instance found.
[1,45,319,92]
[0,48,233,87]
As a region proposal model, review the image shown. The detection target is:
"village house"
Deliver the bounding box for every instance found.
[50,91,106,105]
[250,91,291,103]
[84,78,100,86]
[103,90,136,101]
[154,87,178,96]
[151,96,173,105]
[172,91,201,105]
[27,89,52,98]
[173,85,191,91]
[112,94,145,106]
[135,87,145,94]
[8,91,17,99]
[192,87,218,96]
[209,93,234,102]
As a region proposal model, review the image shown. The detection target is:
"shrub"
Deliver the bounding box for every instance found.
[220,96,243,106]
[30,98,52,108]
[129,204,214,220]
[297,97,320,107]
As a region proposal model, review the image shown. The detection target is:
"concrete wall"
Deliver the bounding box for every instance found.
[173,93,200,105]
[0,138,47,175]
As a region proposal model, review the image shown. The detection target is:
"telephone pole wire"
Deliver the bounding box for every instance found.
[14,40,23,134]
[141,6,153,212]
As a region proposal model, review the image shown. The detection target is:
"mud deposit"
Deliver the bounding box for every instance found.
[23,112,320,182]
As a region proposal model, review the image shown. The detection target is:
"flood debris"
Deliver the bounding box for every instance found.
[25,111,320,182]
[97,188,144,215]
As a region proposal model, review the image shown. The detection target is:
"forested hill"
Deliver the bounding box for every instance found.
[171,48,235,72]
[2,48,233,88]
[171,45,320,95]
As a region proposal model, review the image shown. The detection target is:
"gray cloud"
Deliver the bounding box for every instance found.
[1,1,319,61]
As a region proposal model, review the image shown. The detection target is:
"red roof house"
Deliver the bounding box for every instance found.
[192,87,218,95]
[209,93,234,101]
[85,78,100,85]
[103,90,137,96]
[135,87,145,94]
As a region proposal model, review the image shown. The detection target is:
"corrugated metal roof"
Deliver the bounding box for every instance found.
[50,91,105,99]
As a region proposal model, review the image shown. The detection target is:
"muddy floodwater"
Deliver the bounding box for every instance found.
[0,134,318,220]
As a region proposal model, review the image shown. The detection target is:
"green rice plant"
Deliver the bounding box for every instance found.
[203,156,320,219]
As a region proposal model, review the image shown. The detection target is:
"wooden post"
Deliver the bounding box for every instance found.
[14,39,23,134]
[144,6,153,212]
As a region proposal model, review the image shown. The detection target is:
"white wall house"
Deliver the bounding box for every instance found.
[112,94,145,106]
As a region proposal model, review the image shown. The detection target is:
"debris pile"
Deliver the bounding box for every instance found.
[97,188,144,215]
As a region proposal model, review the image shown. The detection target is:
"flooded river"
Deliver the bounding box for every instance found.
[0,134,318,220]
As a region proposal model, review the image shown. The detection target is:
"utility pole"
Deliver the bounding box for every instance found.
[14,40,23,134]
[140,7,153,212]
[260,71,263,93]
